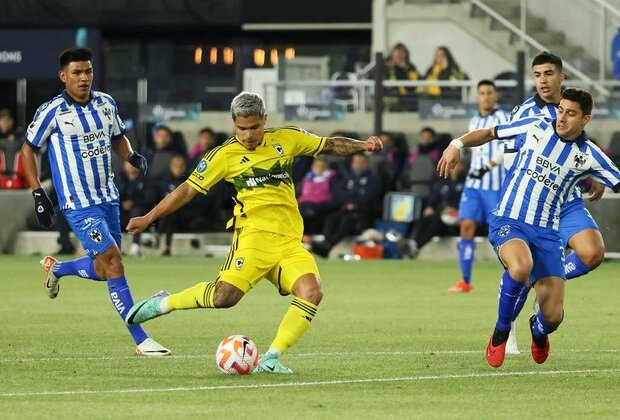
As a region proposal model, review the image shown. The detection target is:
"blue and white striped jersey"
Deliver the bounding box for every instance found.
[510,94,557,121]
[466,108,510,191]
[26,90,125,210]
[494,119,620,230]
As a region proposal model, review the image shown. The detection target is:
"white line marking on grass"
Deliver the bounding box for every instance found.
[0,349,617,364]
[1,368,619,398]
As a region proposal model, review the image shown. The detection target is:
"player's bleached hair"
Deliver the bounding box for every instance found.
[230,91,266,119]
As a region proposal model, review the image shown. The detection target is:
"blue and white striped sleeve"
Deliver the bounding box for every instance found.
[103,94,126,139]
[494,116,542,139]
[588,144,620,192]
[25,102,57,149]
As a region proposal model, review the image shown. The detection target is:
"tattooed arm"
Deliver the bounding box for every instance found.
[321,136,383,156]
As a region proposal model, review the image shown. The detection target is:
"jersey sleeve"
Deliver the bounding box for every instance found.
[185,147,228,194]
[494,116,544,140]
[588,144,620,192]
[107,95,127,138]
[25,102,57,149]
[286,126,326,157]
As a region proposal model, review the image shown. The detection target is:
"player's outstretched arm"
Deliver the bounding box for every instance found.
[127,182,198,234]
[437,128,497,178]
[321,136,383,156]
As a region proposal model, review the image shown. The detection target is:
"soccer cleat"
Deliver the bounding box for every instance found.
[506,322,521,355]
[125,291,170,326]
[40,256,60,299]
[448,279,473,293]
[254,352,293,374]
[135,337,171,357]
[529,314,550,364]
[485,336,507,368]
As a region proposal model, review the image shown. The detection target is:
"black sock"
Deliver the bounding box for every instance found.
[492,328,510,347]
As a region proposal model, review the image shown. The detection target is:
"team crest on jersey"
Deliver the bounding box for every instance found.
[235,257,245,270]
[273,143,284,156]
[574,152,588,168]
[196,159,208,173]
[89,228,103,243]
[102,107,112,121]
[498,225,511,237]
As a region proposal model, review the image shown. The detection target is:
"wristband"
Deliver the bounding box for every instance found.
[450,139,464,150]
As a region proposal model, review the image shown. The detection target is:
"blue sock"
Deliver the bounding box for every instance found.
[52,256,104,281]
[511,284,531,322]
[564,252,590,280]
[496,271,523,332]
[458,239,475,284]
[531,311,558,342]
[107,277,148,345]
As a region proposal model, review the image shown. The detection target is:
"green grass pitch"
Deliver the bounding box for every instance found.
[1,255,619,419]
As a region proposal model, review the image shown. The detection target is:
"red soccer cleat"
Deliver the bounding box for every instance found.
[485,336,507,368]
[448,279,473,293]
[529,315,550,364]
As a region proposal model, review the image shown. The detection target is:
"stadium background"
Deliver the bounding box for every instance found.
[1,0,619,258]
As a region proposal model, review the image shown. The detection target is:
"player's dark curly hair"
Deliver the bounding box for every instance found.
[561,87,593,115]
[59,48,93,69]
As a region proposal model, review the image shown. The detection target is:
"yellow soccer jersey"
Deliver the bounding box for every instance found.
[186,126,326,238]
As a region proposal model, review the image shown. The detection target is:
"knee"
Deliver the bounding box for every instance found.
[299,286,323,306]
[507,263,532,283]
[576,246,605,270]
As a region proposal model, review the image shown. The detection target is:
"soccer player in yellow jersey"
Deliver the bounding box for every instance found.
[125,91,383,373]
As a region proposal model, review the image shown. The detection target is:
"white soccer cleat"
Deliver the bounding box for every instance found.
[135,338,172,357]
[506,321,521,355]
[40,256,60,299]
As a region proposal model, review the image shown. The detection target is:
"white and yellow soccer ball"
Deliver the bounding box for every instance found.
[215,335,259,375]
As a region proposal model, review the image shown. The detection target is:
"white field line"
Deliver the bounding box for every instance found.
[1,368,619,398]
[0,349,618,364]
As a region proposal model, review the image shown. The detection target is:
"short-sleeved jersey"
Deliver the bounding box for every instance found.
[186,126,326,238]
[25,90,125,210]
[494,118,620,230]
[466,108,510,191]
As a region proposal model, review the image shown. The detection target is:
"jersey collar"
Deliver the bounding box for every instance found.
[533,94,558,109]
[552,120,587,147]
[62,89,93,106]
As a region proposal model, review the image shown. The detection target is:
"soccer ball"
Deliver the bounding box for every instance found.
[215,335,259,375]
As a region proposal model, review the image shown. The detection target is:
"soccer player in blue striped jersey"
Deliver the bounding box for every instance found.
[438,88,620,367]
[449,80,509,294]
[20,47,170,356]
[501,52,606,353]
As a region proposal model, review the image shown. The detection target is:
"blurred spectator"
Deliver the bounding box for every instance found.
[399,127,441,201]
[400,161,466,258]
[118,161,154,256]
[0,110,28,189]
[156,155,208,256]
[297,157,338,235]
[372,131,410,191]
[188,127,217,166]
[418,46,468,100]
[145,124,176,181]
[310,153,383,257]
[384,43,420,111]
[0,108,20,142]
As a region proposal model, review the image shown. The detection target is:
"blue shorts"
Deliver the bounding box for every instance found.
[559,199,599,247]
[63,202,122,257]
[458,187,500,224]
[488,215,565,283]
